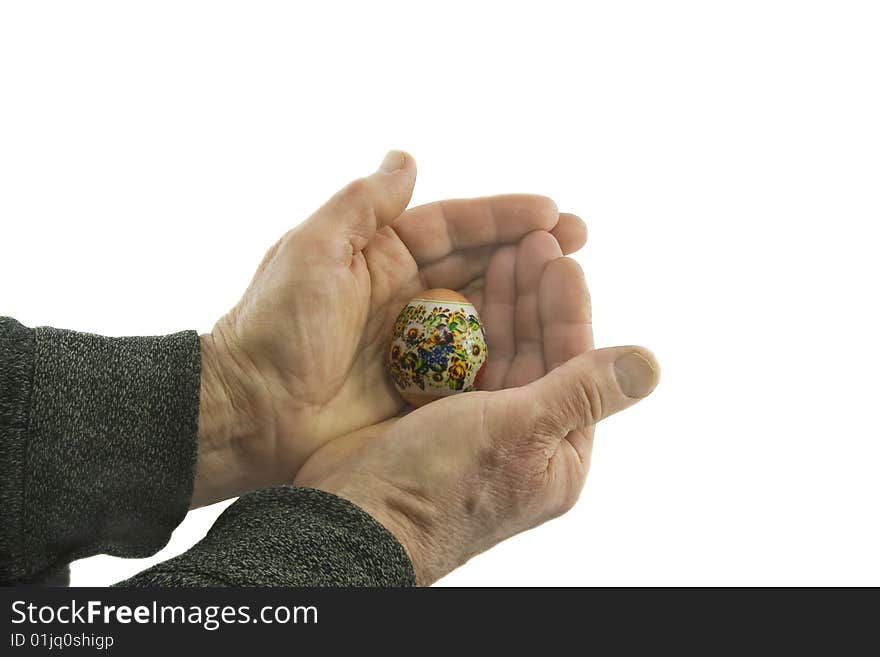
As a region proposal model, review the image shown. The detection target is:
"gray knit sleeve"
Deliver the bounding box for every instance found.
[117,487,417,587]
[0,317,200,585]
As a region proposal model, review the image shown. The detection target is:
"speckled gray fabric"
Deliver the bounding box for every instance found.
[0,317,37,582]
[0,317,200,585]
[119,487,416,587]
[1,316,415,588]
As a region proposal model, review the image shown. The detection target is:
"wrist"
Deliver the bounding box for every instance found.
[193,331,273,507]
[302,473,441,585]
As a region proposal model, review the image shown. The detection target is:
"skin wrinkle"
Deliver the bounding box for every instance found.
[420,246,494,290]
[200,330,310,494]
[364,224,418,309]
[208,325,276,418]
[300,230,414,439]
[437,198,460,259]
[340,178,381,257]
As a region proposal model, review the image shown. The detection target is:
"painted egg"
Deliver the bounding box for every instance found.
[388,288,488,407]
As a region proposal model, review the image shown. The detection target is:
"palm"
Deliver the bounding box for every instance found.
[303,196,589,445]
[295,231,595,495]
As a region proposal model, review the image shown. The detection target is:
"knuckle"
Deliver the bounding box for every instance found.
[574,374,604,426]
[339,177,378,235]
[340,177,371,205]
[533,373,605,436]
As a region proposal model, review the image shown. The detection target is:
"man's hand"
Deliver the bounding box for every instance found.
[194,152,587,506]
[292,246,658,584]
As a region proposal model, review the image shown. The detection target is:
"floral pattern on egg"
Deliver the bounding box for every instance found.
[389,292,488,405]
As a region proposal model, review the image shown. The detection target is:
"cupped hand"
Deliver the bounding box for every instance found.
[293,252,659,584]
[193,151,587,506]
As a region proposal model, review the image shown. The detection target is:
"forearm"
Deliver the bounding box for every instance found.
[0,317,200,585]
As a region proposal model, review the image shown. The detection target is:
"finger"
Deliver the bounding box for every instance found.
[504,231,563,386]
[536,258,595,470]
[302,150,417,262]
[419,243,495,291]
[550,213,588,254]
[516,346,660,437]
[463,283,483,314]
[539,257,593,371]
[420,212,589,291]
[475,245,517,390]
[394,194,559,265]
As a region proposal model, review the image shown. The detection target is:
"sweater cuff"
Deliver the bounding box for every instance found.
[118,487,417,587]
[0,318,200,584]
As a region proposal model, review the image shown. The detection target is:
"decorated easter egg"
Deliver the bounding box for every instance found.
[388,288,488,407]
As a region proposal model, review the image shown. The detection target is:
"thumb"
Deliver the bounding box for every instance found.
[304,150,417,262]
[515,346,660,436]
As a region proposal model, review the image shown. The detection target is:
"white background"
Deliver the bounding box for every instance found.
[2,1,878,586]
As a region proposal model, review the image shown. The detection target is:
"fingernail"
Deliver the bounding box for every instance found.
[379,150,405,173]
[614,351,658,399]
